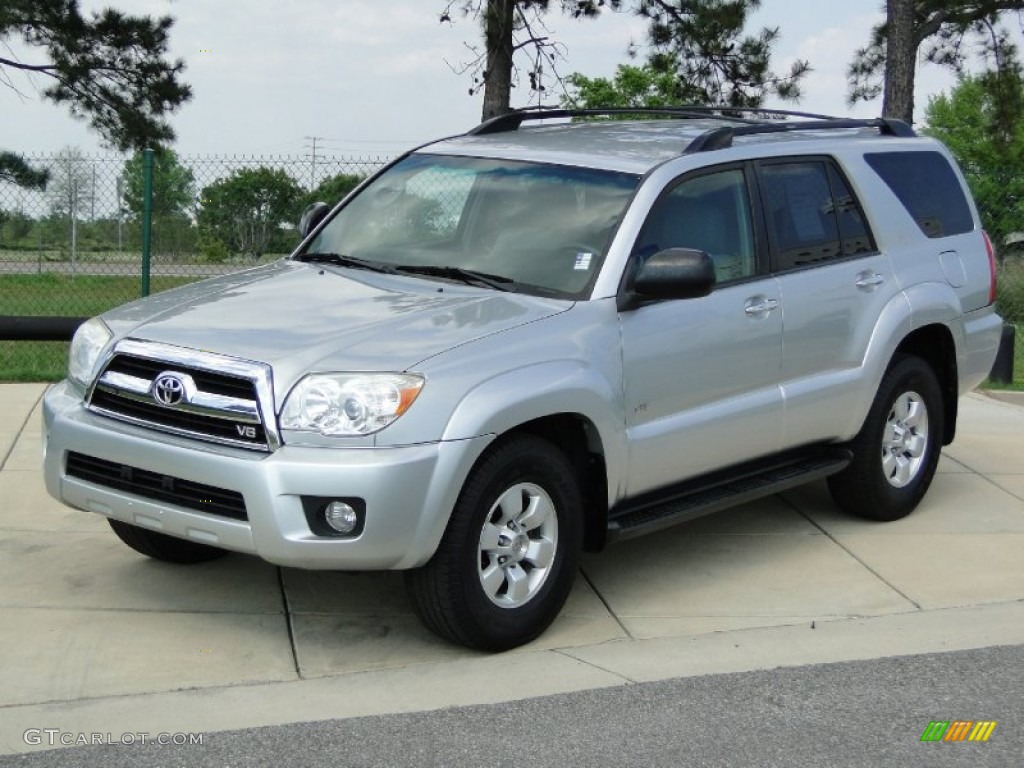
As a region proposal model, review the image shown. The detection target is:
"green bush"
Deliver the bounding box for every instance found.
[199,234,230,263]
[996,259,1024,325]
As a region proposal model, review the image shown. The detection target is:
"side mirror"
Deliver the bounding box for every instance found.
[626,247,716,306]
[299,202,330,239]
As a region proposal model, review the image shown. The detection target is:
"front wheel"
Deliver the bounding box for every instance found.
[108,518,228,564]
[404,435,583,651]
[828,354,944,521]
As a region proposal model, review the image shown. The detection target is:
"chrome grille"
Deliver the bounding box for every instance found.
[86,339,277,451]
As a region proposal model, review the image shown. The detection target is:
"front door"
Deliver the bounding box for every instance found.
[619,166,784,497]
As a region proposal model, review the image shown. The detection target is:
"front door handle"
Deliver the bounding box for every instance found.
[855,271,885,290]
[744,297,780,316]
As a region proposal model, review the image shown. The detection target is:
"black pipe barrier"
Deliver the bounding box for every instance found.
[2,315,1017,385]
[0,316,86,341]
[989,323,1016,385]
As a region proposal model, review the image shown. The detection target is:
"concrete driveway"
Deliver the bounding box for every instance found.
[2,384,1023,755]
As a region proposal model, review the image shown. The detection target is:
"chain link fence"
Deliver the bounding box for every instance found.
[2,152,1022,382]
[0,151,389,380]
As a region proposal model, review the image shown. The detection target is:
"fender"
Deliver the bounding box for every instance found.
[839,280,962,439]
[400,360,629,567]
[901,280,965,331]
[442,359,630,505]
[901,280,967,365]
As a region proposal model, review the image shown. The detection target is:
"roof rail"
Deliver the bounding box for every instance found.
[467,106,767,135]
[683,117,916,153]
[647,105,846,121]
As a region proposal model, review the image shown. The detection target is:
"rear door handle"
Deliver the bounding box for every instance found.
[744,297,779,316]
[855,271,885,290]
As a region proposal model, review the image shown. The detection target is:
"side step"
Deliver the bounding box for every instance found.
[606,448,852,543]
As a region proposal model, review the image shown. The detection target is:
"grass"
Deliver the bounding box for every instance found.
[1,273,199,382]
[985,261,1024,390]
[0,273,195,316]
[982,324,1024,391]
[0,341,70,382]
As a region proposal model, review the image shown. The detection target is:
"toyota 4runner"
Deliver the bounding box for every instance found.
[43,108,1003,650]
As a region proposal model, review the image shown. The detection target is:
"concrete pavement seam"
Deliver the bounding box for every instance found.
[276,567,302,680]
[0,676,301,712]
[984,477,1024,506]
[0,604,286,615]
[551,647,638,685]
[579,567,634,641]
[942,448,1024,507]
[777,493,924,611]
[946,456,1024,505]
[0,387,44,471]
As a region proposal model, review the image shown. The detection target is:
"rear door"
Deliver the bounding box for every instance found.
[758,157,899,446]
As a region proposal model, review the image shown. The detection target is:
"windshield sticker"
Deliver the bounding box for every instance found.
[574,252,593,271]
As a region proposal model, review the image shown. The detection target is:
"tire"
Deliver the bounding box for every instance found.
[404,435,584,651]
[827,354,944,521]
[107,518,228,564]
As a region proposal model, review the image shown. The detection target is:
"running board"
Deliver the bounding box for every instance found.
[606,449,852,543]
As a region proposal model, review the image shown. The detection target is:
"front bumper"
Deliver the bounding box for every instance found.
[42,381,491,570]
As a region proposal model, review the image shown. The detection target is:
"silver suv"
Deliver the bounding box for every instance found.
[43,108,1003,650]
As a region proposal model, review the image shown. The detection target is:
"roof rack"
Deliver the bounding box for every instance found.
[468,106,766,135]
[683,117,916,153]
[466,106,916,151]
[467,105,861,135]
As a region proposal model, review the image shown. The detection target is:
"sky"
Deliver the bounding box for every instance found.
[0,0,1011,161]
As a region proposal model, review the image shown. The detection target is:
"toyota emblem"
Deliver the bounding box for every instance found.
[151,372,194,407]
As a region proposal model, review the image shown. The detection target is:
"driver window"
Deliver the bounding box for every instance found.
[635,169,756,283]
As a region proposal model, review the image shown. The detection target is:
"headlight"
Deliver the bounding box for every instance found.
[67,318,112,388]
[280,373,424,436]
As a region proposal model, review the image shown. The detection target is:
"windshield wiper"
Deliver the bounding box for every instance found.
[294,252,397,274]
[393,265,514,291]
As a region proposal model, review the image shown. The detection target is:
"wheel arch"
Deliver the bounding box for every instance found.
[498,413,610,553]
[441,358,626,511]
[892,323,958,445]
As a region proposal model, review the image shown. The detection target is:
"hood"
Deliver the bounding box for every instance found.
[101,260,569,396]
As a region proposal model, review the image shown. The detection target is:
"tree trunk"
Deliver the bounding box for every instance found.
[883,0,916,123]
[481,0,516,121]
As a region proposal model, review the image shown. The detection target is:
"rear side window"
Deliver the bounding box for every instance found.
[759,160,876,271]
[864,151,973,238]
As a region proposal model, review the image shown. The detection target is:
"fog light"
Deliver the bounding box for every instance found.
[323,501,358,534]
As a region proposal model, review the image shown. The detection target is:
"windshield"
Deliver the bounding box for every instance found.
[298,153,638,298]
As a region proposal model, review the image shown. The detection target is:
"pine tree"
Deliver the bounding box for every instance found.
[441,0,621,120]
[566,1,809,110]
[848,0,1024,122]
[1,1,191,187]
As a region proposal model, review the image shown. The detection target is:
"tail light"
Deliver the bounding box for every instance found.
[983,230,997,305]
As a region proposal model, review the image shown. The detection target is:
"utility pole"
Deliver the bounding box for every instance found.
[116,175,124,253]
[70,179,78,278]
[304,135,323,190]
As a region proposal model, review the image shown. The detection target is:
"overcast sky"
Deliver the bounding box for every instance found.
[0,0,1007,160]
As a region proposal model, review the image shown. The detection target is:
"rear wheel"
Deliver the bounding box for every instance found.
[405,435,583,651]
[828,354,943,521]
[107,518,228,564]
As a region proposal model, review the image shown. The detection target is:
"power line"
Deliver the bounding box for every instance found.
[304,135,323,189]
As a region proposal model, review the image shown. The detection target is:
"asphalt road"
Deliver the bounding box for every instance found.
[3,644,1020,768]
